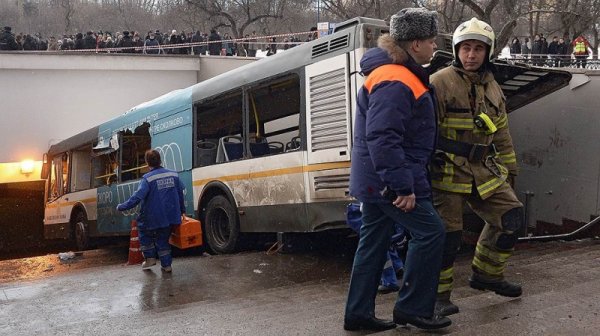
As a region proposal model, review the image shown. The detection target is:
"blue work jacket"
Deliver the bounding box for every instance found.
[349,47,437,202]
[117,167,186,230]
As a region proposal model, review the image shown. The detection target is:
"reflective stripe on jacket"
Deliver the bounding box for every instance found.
[430,66,518,200]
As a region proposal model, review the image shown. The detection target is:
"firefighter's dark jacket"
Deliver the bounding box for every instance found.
[349,42,437,202]
[430,66,518,199]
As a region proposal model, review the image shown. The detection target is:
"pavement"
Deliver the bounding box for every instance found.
[1,238,600,335]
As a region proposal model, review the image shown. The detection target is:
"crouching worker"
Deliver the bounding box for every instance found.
[117,149,186,272]
[343,8,450,332]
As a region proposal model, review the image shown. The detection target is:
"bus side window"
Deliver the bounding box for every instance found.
[248,73,301,156]
[91,152,117,187]
[195,90,243,166]
[120,123,151,182]
[49,153,68,198]
[71,149,92,192]
[61,153,69,195]
[49,157,59,199]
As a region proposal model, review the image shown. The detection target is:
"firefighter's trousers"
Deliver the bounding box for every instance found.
[433,182,523,295]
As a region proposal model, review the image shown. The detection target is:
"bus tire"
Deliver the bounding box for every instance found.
[204,195,239,254]
[73,211,90,251]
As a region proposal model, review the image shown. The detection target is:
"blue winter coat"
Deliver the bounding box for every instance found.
[349,47,437,202]
[117,167,186,230]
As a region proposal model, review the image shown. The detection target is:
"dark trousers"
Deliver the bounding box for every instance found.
[344,199,445,319]
[139,227,172,267]
[575,55,587,68]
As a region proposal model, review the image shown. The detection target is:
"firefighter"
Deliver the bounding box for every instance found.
[430,18,524,316]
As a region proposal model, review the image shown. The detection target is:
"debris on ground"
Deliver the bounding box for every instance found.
[58,252,75,261]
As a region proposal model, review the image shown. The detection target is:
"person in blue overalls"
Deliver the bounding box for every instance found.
[117,149,186,272]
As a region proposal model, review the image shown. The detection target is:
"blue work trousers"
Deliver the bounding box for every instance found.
[139,227,172,267]
[344,199,445,319]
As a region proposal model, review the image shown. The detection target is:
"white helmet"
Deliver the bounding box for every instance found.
[452,18,495,62]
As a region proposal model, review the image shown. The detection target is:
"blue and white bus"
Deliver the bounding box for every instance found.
[41,17,390,253]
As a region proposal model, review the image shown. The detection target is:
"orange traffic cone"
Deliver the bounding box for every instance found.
[128,220,144,265]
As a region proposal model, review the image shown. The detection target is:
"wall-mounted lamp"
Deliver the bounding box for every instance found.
[20,160,35,175]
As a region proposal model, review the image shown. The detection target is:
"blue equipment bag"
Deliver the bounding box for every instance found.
[346,202,409,257]
[346,202,363,233]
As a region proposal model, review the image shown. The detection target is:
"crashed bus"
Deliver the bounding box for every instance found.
[40,17,581,254]
[40,17,390,252]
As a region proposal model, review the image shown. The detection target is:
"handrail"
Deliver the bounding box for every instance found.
[94,165,148,179]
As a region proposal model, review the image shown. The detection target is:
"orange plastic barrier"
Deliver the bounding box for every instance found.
[128,220,144,265]
[169,215,203,249]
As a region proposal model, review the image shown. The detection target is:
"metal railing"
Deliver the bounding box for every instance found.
[502,54,600,70]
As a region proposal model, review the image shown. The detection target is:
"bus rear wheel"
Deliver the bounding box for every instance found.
[204,195,239,254]
[73,211,90,251]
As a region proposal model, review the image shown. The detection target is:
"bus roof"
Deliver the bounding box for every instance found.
[333,17,386,33]
[190,19,388,103]
[47,126,99,156]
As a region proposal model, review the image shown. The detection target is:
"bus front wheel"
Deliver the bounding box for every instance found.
[73,211,90,251]
[204,195,239,254]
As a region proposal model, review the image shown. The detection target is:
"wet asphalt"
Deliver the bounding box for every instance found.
[1,239,600,335]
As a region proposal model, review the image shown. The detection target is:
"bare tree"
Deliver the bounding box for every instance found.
[60,0,76,33]
[318,0,412,21]
[184,0,287,38]
[426,0,591,58]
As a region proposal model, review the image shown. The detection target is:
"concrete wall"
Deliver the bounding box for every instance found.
[0,52,255,165]
[510,71,600,228]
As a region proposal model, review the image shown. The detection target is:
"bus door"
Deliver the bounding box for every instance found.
[44,153,70,238]
[92,133,121,234]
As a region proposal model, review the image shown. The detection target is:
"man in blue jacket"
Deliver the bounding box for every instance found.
[117,149,186,272]
[343,8,450,331]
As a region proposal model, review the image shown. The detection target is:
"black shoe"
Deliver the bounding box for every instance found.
[434,298,459,316]
[469,276,522,297]
[377,284,400,294]
[393,310,452,330]
[343,316,396,331]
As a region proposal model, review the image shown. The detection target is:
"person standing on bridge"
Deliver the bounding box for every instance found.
[344,8,450,332]
[116,149,186,273]
[430,18,525,317]
[0,26,19,51]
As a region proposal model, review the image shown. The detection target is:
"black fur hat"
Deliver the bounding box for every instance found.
[390,8,438,42]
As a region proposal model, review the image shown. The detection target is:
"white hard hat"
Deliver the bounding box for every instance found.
[453,18,495,62]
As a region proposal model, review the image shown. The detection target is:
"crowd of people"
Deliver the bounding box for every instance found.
[508,33,593,68]
[0,25,317,56]
[4,24,593,67]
